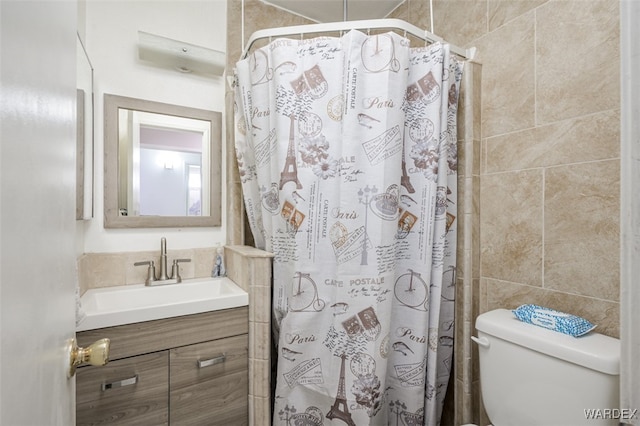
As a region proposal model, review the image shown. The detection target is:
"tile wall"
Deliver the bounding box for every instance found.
[78,247,218,294]
[390,1,621,424]
[225,245,274,426]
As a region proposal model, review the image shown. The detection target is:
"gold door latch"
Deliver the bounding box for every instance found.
[67,338,110,377]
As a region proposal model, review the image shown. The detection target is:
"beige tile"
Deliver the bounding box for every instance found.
[488,0,548,31]
[223,246,242,286]
[405,0,492,49]
[455,278,465,381]
[485,109,620,173]
[484,277,620,337]
[544,160,619,300]
[248,394,255,426]
[193,247,217,278]
[479,277,488,314]
[253,320,271,360]
[227,250,250,292]
[242,0,310,47]
[430,0,488,48]
[457,140,467,178]
[388,0,408,20]
[226,0,243,69]
[79,253,126,290]
[253,285,272,323]
[475,11,535,138]
[253,396,271,426]
[471,318,480,383]
[536,0,619,124]
[472,138,481,177]
[227,181,245,246]
[459,246,472,284]
[403,0,432,30]
[472,278,480,322]
[471,174,480,278]
[480,169,543,286]
[460,377,475,425]
[249,358,270,398]
[251,256,273,286]
[471,63,482,141]
[458,62,482,149]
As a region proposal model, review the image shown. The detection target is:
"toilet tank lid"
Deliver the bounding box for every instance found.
[475,309,620,375]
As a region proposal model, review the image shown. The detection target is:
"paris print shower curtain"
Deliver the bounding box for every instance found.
[235,30,463,426]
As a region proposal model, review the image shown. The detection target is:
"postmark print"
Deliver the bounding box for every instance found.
[298,112,323,138]
[327,95,344,121]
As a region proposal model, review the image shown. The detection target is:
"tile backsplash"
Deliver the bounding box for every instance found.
[77,247,218,295]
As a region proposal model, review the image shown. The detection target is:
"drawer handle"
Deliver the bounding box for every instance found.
[198,353,226,369]
[101,375,138,391]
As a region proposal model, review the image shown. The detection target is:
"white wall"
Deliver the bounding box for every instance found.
[620,0,640,421]
[83,0,227,252]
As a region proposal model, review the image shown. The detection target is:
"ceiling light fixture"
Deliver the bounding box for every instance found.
[138,31,225,77]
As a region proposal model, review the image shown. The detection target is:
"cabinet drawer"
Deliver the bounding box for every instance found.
[77,351,169,426]
[77,306,249,360]
[170,334,248,425]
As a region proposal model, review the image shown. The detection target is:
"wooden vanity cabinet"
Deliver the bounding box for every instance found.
[76,307,249,426]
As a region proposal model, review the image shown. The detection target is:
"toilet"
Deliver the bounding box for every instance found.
[471,309,620,426]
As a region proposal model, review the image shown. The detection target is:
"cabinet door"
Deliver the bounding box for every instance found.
[76,351,169,426]
[170,334,248,426]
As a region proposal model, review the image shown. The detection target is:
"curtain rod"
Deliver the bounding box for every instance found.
[240,18,476,61]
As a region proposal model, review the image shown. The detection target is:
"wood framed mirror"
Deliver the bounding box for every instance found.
[104,94,221,228]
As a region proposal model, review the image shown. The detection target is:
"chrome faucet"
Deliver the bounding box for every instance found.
[134,237,191,286]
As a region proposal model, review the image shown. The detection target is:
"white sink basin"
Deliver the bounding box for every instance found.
[77,277,248,331]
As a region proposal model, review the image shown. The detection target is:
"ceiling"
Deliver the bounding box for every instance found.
[259,0,406,23]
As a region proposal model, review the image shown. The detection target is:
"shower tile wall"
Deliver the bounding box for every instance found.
[393,0,620,424]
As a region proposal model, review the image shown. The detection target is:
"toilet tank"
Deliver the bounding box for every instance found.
[475,309,620,426]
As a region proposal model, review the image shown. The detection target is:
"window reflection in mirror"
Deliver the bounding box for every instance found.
[104,94,221,228]
[117,110,211,217]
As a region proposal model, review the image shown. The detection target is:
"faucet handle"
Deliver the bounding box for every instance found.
[171,258,191,283]
[134,260,156,286]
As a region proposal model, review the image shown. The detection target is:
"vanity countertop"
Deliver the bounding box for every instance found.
[77,276,248,331]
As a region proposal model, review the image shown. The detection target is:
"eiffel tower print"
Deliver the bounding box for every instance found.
[400,141,415,194]
[279,114,303,190]
[326,353,356,426]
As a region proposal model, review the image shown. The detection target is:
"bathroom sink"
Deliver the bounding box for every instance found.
[77,277,248,331]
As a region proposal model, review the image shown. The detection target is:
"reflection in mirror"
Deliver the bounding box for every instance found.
[76,33,94,220]
[104,94,221,228]
[118,110,211,217]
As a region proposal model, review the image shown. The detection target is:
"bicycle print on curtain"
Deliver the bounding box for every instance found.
[235,30,463,426]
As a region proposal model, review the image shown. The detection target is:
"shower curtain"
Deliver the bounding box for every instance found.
[235,30,463,426]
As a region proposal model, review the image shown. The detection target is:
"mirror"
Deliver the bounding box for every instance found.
[77,33,94,220]
[104,94,221,228]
